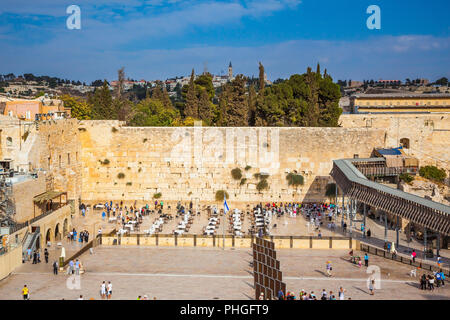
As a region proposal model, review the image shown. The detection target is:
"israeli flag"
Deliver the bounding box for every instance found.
[224,195,230,215]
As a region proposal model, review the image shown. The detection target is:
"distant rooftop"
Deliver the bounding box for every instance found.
[352,93,450,99]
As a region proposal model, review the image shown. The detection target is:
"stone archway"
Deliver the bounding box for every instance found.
[45,228,52,243]
[55,223,61,241]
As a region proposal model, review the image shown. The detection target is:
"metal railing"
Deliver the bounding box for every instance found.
[360,243,449,276]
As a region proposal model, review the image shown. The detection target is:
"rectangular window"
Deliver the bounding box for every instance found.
[59,155,61,168]
[67,153,70,165]
[48,157,51,168]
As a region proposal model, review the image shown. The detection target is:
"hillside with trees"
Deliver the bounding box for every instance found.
[61,64,343,127]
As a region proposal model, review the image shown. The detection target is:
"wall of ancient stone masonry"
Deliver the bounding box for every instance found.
[79,121,386,204]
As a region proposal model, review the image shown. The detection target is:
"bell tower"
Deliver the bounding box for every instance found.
[228,62,233,80]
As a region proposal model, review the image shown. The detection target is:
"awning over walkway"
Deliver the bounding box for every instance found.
[33,191,66,204]
[330,158,450,235]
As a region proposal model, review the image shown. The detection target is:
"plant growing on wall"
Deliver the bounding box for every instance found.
[112,127,118,133]
[117,173,125,179]
[325,183,337,204]
[99,159,110,165]
[22,131,29,141]
[245,165,252,171]
[256,179,269,192]
[286,172,304,186]
[231,168,242,180]
[240,178,247,186]
[126,182,132,186]
[153,192,162,199]
[215,190,229,201]
[399,173,414,184]
[143,138,148,143]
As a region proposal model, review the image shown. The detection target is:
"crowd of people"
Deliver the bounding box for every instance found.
[419,271,446,290]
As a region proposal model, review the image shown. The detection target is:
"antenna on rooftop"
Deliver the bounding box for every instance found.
[203,61,208,75]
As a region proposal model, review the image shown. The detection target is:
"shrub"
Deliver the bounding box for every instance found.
[112,127,118,133]
[117,173,125,179]
[245,165,252,171]
[419,166,446,182]
[99,159,110,165]
[153,192,162,199]
[325,183,336,196]
[126,182,132,186]
[215,190,229,201]
[256,179,269,192]
[138,167,142,173]
[286,172,304,186]
[143,138,148,143]
[231,168,242,180]
[22,131,29,141]
[240,178,247,186]
[399,173,414,183]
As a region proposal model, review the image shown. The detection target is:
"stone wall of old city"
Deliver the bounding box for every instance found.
[339,113,450,171]
[31,119,83,209]
[79,121,386,205]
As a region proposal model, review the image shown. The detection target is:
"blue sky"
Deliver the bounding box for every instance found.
[0,0,449,82]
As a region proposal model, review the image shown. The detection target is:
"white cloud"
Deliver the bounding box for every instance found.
[0,34,447,82]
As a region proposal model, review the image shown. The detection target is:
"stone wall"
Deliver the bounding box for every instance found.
[339,113,450,171]
[32,119,83,208]
[12,175,46,223]
[79,121,385,204]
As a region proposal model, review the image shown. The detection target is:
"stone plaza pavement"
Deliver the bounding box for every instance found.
[0,247,448,300]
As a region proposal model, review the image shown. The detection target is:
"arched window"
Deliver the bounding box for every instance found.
[6,137,12,146]
[400,138,410,149]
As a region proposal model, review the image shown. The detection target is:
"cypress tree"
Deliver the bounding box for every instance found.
[184,69,198,118]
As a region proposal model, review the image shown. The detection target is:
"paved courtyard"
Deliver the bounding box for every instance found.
[0,246,448,300]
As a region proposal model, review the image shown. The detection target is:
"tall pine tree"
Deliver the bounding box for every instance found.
[184,69,198,118]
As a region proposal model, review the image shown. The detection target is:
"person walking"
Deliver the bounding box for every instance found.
[100,281,107,299]
[44,248,49,264]
[364,253,369,267]
[420,274,427,290]
[107,281,112,300]
[439,271,445,287]
[369,279,375,295]
[338,287,345,300]
[22,285,29,300]
[27,248,32,261]
[411,250,417,263]
[32,251,37,264]
[326,261,332,277]
[53,261,58,275]
[68,260,74,275]
[75,259,80,275]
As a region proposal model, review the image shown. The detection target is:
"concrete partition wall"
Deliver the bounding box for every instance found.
[98,235,357,250]
[139,236,157,246]
[216,236,233,248]
[0,245,23,280]
[177,236,195,247]
[273,238,291,249]
[196,237,215,247]
[311,239,331,249]
[292,238,310,249]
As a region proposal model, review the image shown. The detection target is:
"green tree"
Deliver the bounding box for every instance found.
[184,69,199,118]
[60,94,92,120]
[89,80,115,120]
[222,75,249,126]
[128,98,180,127]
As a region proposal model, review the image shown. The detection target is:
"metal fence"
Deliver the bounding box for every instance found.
[360,243,449,276]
